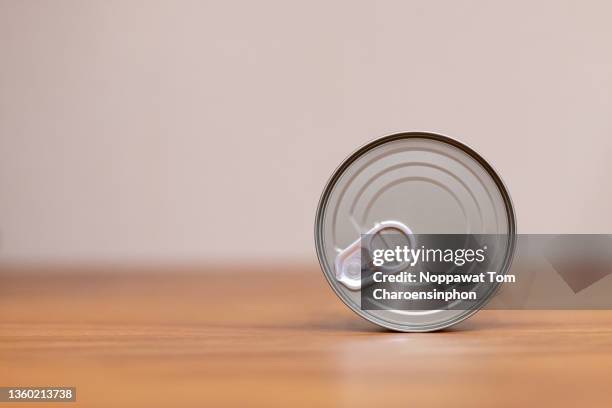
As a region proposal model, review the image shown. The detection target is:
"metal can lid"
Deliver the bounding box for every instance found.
[314,132,516,332]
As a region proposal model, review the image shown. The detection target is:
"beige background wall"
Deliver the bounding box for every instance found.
[1,1,611,263]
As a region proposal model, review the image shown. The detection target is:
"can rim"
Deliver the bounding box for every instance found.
[313,131,517,332]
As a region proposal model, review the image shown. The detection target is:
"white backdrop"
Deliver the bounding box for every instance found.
[1,1,611,263]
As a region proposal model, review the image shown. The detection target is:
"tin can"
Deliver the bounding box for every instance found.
[314,132,516,331]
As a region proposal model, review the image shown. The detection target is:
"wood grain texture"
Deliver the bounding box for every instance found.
[1,265,612,407]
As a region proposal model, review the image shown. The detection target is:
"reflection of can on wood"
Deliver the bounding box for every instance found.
[314,132,516,331]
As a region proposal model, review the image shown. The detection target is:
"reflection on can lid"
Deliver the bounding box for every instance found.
[314,132,516,332]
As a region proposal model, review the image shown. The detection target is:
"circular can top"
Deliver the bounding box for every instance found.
[314,132,516,332]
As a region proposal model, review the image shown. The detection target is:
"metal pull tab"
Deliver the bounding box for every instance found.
[335,220,414,290]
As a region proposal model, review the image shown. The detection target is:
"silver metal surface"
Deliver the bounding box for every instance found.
[314,132,516,332]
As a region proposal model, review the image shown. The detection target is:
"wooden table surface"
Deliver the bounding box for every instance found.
[1,264,612,407]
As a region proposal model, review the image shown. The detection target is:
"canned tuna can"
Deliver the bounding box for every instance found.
[314,132,516,332]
